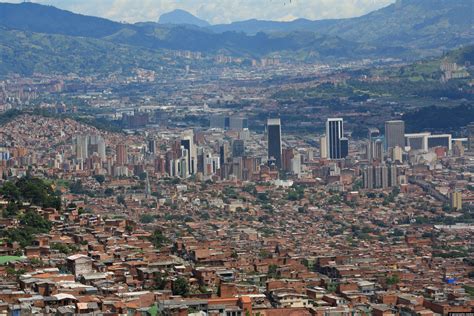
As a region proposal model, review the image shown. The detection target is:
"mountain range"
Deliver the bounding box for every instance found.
[158,9,210,27]
[0,0,472,75]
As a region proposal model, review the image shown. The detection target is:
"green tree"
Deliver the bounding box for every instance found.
[153,273,168,290]
[149,229,168,249]
[20,210,52,233]
[16,177,61,209]
[1,210,52,247]
[268,264,278,278]
[70,180,85,194]
[386,274,400,285]
[172,277,189,296]
[117,195,126,206]
[93,175,105,185]
[2,202,19,218]
[0,181,20,200]
[140,214,155,224]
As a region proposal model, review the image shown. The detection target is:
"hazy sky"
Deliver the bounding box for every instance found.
[12,0,396,24]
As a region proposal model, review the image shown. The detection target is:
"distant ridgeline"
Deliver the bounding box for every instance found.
[0,0,472,75]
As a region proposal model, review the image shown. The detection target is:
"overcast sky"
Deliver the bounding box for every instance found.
[12,0,396,24]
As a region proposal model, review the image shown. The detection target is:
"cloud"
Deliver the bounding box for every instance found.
[12,0,396,24]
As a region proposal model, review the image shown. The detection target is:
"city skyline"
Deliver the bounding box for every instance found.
[0,0,473,314]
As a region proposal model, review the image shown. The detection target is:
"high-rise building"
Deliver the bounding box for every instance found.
[373,140,384,162]
[450,191,462,210]
[116,144,128,166]
[229,117,248,131]
[367,128,384,162]
[219,141,230,166]
[385,120,405,149]
[181,130,197,175]
[363,165,375,189]
[282,148,295,172]
[232,139,245,158]
[267,118,282,168]
[320,135,327,159]
[452,140,464,157]
[88,135,106,161]
[209,115,227,129]
[468,122,474,152]
[291,153,302,176]
[363,163,398,189]
[388,165,398,187]
[326,118,344,159]
[148,139,156,154]
[391,146,403,162]
[75,135,89,160]
[122,111,149,129]
[203,153,220,176]
[340,137,349,158]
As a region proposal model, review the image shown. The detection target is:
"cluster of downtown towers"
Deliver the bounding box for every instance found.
[267,118,349,168]
[267,118,407,168]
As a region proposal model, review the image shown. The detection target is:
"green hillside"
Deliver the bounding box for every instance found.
[0,27,168,76]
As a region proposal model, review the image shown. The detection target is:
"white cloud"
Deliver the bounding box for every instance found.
[13,0,396,24]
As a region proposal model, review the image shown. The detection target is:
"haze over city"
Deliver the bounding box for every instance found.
[0,0,473,315]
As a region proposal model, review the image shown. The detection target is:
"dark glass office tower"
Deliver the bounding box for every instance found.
[340,137,349,158]
[267,118,282,168]
[326,118,344,159]
[232,139,245,157]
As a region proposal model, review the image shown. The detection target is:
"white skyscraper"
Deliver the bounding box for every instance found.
[320,135,327,159]
[75,135,89,160]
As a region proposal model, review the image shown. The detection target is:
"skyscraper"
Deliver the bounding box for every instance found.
[75,135,89,160]
[450,191,462,210]
[326,118,345,160]
[147,139,156,154]
[181,130,197,175]
[320,135,327,159]
[267,118,282,168]
[385,120,405,149]
[219,141,230,166]
[88,135,106,161]
[467,122,474,152]
[363,164,398,189]
[367,128,383,162]
[116,144,128,166]
[229,116,248,131]
[340,137,349,158]
[232,139,245,158]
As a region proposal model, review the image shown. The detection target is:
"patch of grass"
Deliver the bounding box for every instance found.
[0,256,23,265]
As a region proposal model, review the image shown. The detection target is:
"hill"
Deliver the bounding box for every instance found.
[320,0,473,54]
[0,0,471,75]
[0,2,124,38]
[446,45,474,65]
[210,18,338,34]
[403,104,474,133]
[0,27,168,76]
[209,0,473,58]
[159,9,210,27]
[370,44,474,82]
